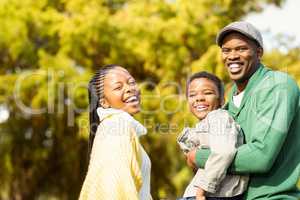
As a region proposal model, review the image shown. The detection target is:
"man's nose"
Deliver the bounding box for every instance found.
[228,50,240,60]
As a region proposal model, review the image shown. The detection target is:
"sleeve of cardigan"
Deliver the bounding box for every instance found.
[196,74,300,174]
[79,118,142,200]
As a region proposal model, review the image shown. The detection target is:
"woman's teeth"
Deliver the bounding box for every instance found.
[125,96,138,103]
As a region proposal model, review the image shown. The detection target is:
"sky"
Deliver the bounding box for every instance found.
[244,0,300,51]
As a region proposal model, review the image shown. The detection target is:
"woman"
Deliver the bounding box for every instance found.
[79,65,152,200]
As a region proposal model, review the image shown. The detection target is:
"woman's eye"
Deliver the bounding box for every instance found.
[128,78,137,85]
[129,81,136,85]
[114,86,122,90]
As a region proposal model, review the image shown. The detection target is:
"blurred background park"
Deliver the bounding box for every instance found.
[0,0,299,199]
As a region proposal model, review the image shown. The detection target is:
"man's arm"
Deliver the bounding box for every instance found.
[194,75,299,173]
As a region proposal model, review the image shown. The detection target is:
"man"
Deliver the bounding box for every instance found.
[187,21,300,199]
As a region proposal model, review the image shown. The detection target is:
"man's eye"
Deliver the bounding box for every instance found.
[222,48,230,53]
[238,47,248,52]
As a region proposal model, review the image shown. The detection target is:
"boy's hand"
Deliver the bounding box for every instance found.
[196,187,206,200]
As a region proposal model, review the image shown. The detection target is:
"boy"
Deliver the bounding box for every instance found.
[177,72,248,200]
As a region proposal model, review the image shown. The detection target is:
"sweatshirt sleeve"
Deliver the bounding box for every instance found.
[79,117,142,200]
[193,110,239,193]
[196,74,300,174]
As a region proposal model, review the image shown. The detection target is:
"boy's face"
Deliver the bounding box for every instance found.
[187,78,222,120]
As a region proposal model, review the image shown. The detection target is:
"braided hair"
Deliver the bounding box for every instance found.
[88,64,119,154]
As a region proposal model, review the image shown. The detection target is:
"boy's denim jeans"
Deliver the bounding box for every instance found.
[176,197,196,200]
[176,194,244,200]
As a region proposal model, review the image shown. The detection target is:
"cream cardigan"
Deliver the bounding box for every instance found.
[79,108,152,200]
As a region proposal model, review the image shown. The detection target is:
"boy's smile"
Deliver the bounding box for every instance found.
[187,78,221,120]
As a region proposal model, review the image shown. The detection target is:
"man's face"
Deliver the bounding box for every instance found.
[221,32,263,83]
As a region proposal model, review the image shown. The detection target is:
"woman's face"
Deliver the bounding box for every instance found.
[101,67,140,115]
[187,78,222,120]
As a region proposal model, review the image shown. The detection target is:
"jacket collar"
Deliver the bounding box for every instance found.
[226,64,270,117]
[96,107,147,137]
[97,107,123,121]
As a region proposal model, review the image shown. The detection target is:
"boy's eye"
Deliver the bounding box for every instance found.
[188,93,196,98]
[204,91,214,95]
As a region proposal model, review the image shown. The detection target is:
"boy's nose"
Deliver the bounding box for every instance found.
[195,94,205,102]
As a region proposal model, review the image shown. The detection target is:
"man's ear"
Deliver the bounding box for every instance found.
[257,47,263,59]
[100,98,110,108]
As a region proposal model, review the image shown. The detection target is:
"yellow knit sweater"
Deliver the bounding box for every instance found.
[79,108,152,200]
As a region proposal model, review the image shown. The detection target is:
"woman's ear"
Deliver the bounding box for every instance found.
[100,98,110,108]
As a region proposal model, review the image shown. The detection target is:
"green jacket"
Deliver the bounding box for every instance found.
[196,65,300,199]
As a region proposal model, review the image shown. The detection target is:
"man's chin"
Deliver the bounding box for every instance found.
[229,73,244,82]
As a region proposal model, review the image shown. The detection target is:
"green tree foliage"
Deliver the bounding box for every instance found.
[263,48,300,85]
[1,0,296,199]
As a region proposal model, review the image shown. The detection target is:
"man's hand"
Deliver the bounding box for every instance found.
[186,148,197,169]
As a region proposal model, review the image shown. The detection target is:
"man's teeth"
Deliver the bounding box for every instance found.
[126,96,137,103]
[229,63,239,68]
[229,63,241,73]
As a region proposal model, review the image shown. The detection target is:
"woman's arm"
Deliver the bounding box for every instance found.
[79,118,142,200]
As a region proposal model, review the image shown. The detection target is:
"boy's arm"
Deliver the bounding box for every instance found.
[194,149,236,193]
[195,187,206,200]
[193,110,239,193]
